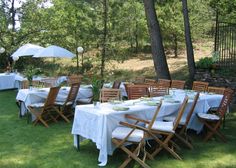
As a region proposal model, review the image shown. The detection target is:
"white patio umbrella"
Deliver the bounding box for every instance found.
[11,44,44,58]
[33,45,75,58]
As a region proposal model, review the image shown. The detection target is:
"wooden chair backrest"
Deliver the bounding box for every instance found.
[127,85,149,100]
[68,75,82,85]
[124,83,134,97]
[44,87,60,107]
[100,88,121,102]
[192,81,209,92]
[208,86,225,94]
[158,79,171,88]
[147,102,162,130]
[21,80,29,89]
[21,80,40,89]
[112,81,121,89]
[149,83,169,97]
[66,83,80,103]
[217,88,234,118]
[171,80,185,89]
[173,96,189,130]
[42,78,57,87]
[184,93,200,126]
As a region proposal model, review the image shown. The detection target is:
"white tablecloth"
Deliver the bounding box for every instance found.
[71,89,222,166]
[0,73,17,90]
[16,85,93,116]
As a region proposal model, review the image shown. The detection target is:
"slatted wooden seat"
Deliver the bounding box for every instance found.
[171,80,186,89]
[55,83,80,120]
[28,87,62,128]
[127,85,149,100]
[208,86,225,94]
[197,88,234,142]
[192,81,209,92]
[100,88,121,103]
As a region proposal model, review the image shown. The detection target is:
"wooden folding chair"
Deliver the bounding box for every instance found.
[207,86,225,94]
[171,80,186,89]
[111,104,163,168]
[41,77,58,87]
[28,87,63,128]
[21,80,41,89]
[164,93,200,149]
[55,83,80,120]
[99,88,121,103]
[158,79,171,88]
[192,81,209,92]
[126,97,189,160]
[147,97,188,159]
[112,81,121,89]
[123,83,133,98]
[207,87,226,126]
[149,83,169,97]
[127,84,149,100]
[21,80,29,89]
[197,88,234,142]
[68,75,83,86]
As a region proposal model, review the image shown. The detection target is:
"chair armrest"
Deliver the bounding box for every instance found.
[125,114,150,124]
[119,121,147,132]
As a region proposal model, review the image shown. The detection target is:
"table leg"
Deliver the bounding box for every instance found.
[77,135,80,151]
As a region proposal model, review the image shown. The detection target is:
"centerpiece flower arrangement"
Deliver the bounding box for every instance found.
[91,75,103,102]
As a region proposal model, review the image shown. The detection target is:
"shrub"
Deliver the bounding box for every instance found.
[196,57,214,69]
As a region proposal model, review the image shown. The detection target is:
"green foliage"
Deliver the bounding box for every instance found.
[196,57,214,69]
[90,75,103,101]
[196,51,220,69]
[210,0,236,22]
[23,65,42,83]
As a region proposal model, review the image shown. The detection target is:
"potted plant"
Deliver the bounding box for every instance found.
[23,65,41,87]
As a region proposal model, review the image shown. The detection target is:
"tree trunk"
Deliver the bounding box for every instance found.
[182,0,195,83]
[101,0,108,79]
[10,0,16,46]
[143,0,170,80]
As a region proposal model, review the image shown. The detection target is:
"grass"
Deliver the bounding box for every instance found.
[0,90,236,168]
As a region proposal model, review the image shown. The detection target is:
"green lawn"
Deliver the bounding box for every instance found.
[0,90,236,168]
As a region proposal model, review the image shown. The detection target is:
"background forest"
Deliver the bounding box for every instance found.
[0,0,235,81]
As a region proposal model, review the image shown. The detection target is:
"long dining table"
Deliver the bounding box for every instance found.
[16,85,93,116]
[71,89,223,166]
